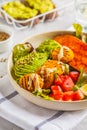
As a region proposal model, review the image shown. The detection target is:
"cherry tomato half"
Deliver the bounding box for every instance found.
[61,76,74,92]
[72,90,84,101]
[69,71,79,83]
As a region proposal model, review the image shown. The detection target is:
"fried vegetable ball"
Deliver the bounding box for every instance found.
[19,73,44,92]
[36,65,55,89]
[43,60,69,75]
[51,46,74,63]
[36,60,69,89]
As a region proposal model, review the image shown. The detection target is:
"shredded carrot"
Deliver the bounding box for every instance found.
[53,35,87,72]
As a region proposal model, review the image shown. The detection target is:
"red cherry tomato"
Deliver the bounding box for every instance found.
[51,85,63,100]
[59,75,69,83]
[61,76,74,92]
[69,71,79,83]
[72,90,84,101]
[51,85,63,95]
[62,91,73,101]
[51,92,63,100]
[54,75,69,86]
[54,76,63,86]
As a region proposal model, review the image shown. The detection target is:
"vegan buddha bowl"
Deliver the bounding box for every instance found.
[7,29,87,111]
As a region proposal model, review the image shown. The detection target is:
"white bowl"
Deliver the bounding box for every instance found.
[0,25,13,53]
[7,31,87,111]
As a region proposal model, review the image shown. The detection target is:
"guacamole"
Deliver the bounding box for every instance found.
[36,39,61,58]
[2,1,38,19]
[25,0,54,13]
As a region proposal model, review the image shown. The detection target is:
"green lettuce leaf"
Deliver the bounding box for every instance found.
[76,69,87,86]
[73,23,82,38]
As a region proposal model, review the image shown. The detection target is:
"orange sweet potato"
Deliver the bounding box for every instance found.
[53,35,87,72]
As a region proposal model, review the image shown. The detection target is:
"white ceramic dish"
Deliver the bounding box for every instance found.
[7,31,87,111]
[0,25,13,53]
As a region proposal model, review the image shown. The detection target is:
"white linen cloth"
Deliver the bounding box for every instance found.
[0,75,87,130]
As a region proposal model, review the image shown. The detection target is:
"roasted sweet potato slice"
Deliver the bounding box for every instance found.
[53,35,87,72]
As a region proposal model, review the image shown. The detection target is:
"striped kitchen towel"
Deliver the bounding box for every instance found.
[0,75,87,130]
